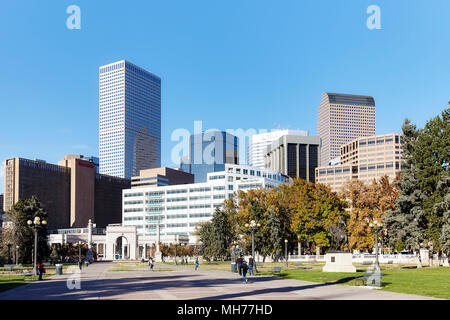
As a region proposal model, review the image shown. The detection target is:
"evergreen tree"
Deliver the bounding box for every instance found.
[195,206,235,260]
[435,176,450,257]
[384,119,426,252]
[267,208,284,260]
[415,108,450,250]
[210,207,234,259]
[1,196,50,263]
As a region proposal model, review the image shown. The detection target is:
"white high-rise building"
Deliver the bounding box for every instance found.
[247,129,308,167]
[122,164,292,243]
[99,60,161,179]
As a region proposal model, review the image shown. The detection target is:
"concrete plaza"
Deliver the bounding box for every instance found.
[0,262,437,300]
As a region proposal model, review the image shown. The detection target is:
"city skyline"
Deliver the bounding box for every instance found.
[1,0,450,194]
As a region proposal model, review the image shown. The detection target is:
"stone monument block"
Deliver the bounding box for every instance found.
[443,258,449,267]
[419,248,430,267]
[154,252,163,262]
[322,252,356,272]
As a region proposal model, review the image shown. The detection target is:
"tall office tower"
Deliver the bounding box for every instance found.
[180,131,239,183]
[318,92,376,166]
[99,60,161,179]
[248,129,308,167]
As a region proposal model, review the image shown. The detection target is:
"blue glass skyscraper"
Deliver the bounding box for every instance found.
[99,60,161,179]
[181,131,239,183]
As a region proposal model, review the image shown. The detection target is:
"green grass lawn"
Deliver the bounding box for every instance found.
[0,274,51,293]
[269,264,450,300]
[108,262,174,272]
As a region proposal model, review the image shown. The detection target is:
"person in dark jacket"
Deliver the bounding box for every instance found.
[37,261,46,281]
[149,257,154,271]
[242,261,249,283]
[236,256,243,276]
[248,257,254,276]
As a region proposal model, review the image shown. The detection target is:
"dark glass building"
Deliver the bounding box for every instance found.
[180,131,239,183]
[264,135,321,183]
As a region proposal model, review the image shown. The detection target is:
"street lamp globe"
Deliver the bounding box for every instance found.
[27,220,32,225]
[251,220,255,224]
[257,223,261,227]
[245,223,249,228]
[42,220,47,225]
[284,239,288,243]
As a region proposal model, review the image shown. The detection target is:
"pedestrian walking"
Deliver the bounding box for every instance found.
[242,261,249,284]
[236,255,243,276]
[78,260,82,270]
[248,256,254,276]
[37,261,46,281]
[149,257,154,271]
[195,257,199,270]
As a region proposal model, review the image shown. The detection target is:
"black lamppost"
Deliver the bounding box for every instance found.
[231,240,238,261]
[245,220,260,274]
[369,220,383,271]
[27,216,47,275]
[284,239,288,267]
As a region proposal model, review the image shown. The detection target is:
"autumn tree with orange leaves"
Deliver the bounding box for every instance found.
[340,175,399,252]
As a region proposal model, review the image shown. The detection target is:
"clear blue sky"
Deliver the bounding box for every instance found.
[1,0,449,193]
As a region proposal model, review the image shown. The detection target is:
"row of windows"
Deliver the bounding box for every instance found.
[124,200,143,205]
[166,223,187,228]
[124,208,143,213]
[190,204,211,209]
[124,192,144,197]
[189,213,212,218]
[124,216,143,221]
[166,214,187,219]
[238,184,262,190]
[190,195,211,201]
[167,205,187,210]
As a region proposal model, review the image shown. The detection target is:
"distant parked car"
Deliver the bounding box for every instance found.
[97,254,104,261]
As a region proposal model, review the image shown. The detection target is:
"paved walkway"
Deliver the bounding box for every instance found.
[0,262,437,300]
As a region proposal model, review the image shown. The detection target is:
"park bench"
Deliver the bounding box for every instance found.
[207,262,219,265]
[255,262,264,267]
[23,269,33,279]
[356,271,384,286]
[271,266,282,273]
[362,260,373,265]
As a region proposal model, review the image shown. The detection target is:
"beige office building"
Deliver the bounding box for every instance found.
[3,155,130,229]
[318,92,376,167]
[315,133,403,192]
[131,167,194,189]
